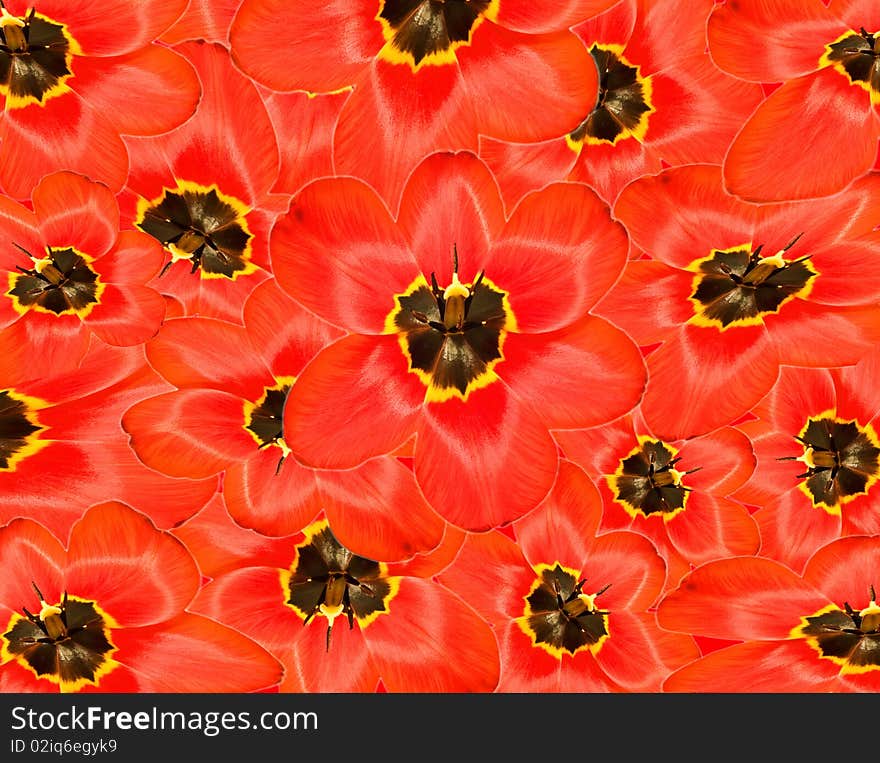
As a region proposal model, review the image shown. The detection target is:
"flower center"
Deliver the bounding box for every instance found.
[0,6,79,109]
[794,586,880,674]
[281,520,399,651]
[242,378,295,474]
[7,244,103,317]
[779,414,880,513]
[567,44,654,150]
[1,583,119,691]
[608,438,699,520]
[385,247,516,403]
[687,235,816,330]
[517,563,610,659]
[0,388,49,471]
[376,0,497,70]
[821,28,880,104]
[135,181,258,280]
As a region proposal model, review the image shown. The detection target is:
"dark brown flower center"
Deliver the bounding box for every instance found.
[0,388,47,471]
[1,584,118,691]
[780,415,880,512]
[822,28,880,101]
[8,245,101,316]
[0,7,77,108]
[609,439,698,519]
[688,235,816,329]
[518,563,610,658]
[569,44,654,148]
[243,379,294,474]
[377,0,495,69]
[386,249,515,403]
[135,181,256,280]
[282,521,398,651]
[796,586,880,674]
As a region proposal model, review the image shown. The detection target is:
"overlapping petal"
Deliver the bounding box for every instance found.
[0,2,199,199]
[0,0,874,698]
[659,536,880,692]
[190,519,500,692]
[724,68,880,202]
[0,501,282,693]
[440,459,697,690]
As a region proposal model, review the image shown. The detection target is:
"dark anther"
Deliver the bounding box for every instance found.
[594,583,612,597]
[412,308,448,332]
[12,242,35,259]
[783,232,804,252]
[427,247,487,334]
[843,601,863,629]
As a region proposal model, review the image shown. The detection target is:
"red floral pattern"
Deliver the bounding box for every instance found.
[0,0,876,694]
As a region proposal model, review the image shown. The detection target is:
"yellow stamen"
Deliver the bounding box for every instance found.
[859,599,880,631]
[761,252,787,269]
[38,601,66,641]
[38,601,62,620]
[741,253,787,285]
[319,603,344,623]
[0,7,25,50]
[578,593,597,611]
[442,271,469,300]
[0,7,24,28]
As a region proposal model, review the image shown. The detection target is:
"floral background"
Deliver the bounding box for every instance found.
[1,0,879,693]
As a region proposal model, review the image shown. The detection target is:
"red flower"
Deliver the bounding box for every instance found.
[272,151,646,531]
[555,413,759,588]
[0,0,200,199]
[708,0,880,200]
[190,516,499,692]
[438,461,699,691]
[120,41,290,321]
[480,0,763,207]
[0,501,282,692]
[0,340,217,541]
[122,278,447,562]
[734,350,880,573]
[229,0,609,207]
[597,163,880,441]
[658,535,880,692]
[0,171,166,386]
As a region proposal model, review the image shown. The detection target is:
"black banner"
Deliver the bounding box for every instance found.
[0,693,876,757]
